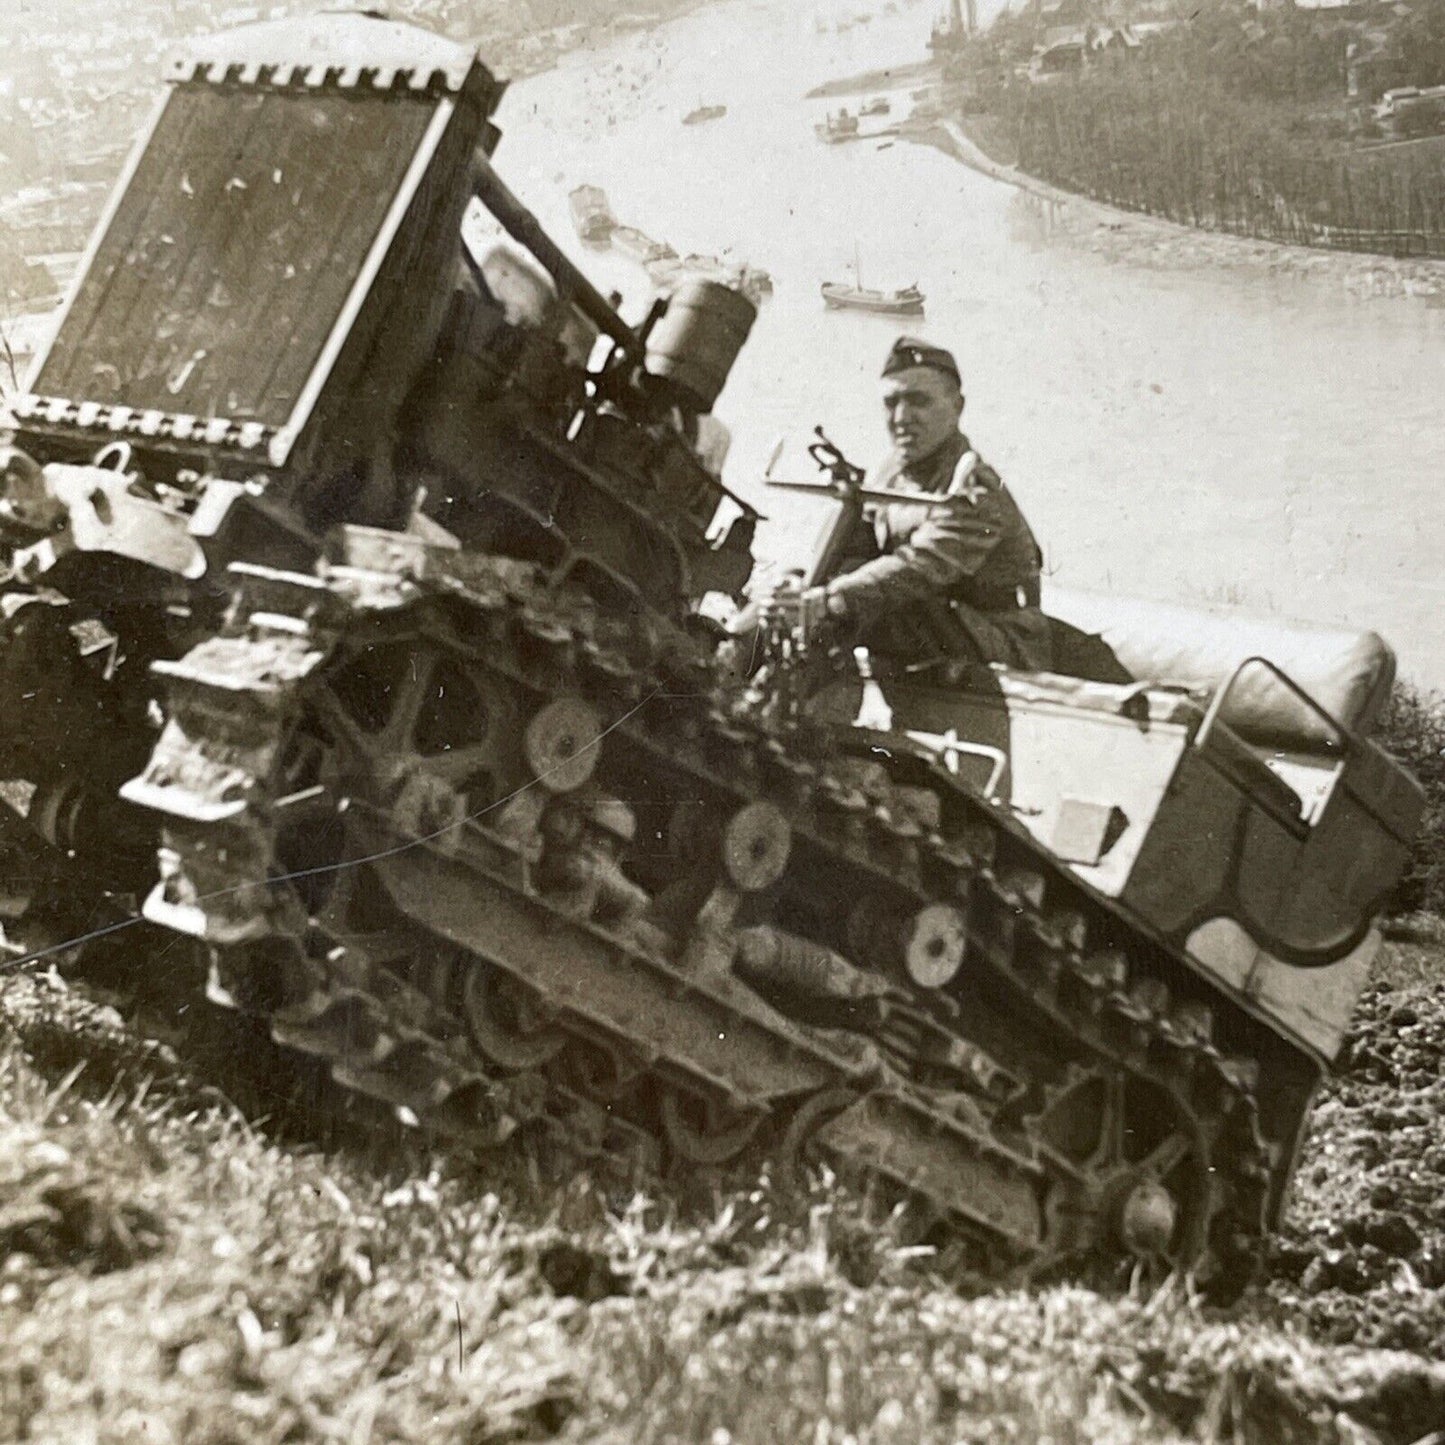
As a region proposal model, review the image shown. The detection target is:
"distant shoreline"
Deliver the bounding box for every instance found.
[803,42,1445,300]
[922,113,1445,300]
[804,59,936,100]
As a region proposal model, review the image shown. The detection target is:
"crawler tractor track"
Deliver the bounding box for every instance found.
[124,547,1278,1291]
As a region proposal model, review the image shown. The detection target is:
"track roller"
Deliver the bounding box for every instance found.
[461,964,567,1070]
[523,697,603,793]
[903,903,969,988]
[660,1088,765,1167]
[721,799,792,891]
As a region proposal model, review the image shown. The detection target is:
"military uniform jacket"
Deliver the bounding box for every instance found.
[825,431,1053,671]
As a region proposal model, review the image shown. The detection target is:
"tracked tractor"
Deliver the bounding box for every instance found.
[0,11,1421,1290]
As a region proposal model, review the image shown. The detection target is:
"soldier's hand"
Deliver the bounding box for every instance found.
[758,573,803,626]
[760,582,833,644]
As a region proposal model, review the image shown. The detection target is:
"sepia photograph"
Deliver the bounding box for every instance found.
[0,0,1442,1438]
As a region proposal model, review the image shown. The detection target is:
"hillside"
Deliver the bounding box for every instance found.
[0,935,1443,1443]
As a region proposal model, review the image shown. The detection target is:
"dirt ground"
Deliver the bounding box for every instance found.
[1266,938,1445,1356]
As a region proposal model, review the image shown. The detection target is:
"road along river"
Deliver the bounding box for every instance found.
[492,0,1445,689]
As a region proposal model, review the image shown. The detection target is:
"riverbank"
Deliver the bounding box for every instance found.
[805,58,936,100]
[920,114,1445,300]
[474,0,713,81]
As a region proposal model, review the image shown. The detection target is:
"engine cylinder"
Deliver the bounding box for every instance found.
[644,279,757,413]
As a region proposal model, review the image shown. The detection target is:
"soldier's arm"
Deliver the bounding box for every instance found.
[823,491,1005,626]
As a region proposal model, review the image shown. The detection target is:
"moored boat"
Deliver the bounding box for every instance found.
[820,279,925,315]
[645,251,774,307]
[814,109,860,143]
[600,207,768,306]
[682,103,727,125]
[612,224,677,265]
[823,242,923,315]
[567,184,616,246]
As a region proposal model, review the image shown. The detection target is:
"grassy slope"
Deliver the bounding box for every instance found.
[2,948,1444,1445]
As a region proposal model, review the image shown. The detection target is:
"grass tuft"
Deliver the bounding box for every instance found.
[4,963,1445,1443]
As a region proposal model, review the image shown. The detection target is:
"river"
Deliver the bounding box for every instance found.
[490,0,1445,689]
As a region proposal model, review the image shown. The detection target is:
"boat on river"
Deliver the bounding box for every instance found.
[682,102,727,125]
[822,244,924,315]
[612,224,677,265]
[815,109,860,143]
[821,278,924,315]
[568,184,616,246]
[647,251,774,306]
[860,97,891,117]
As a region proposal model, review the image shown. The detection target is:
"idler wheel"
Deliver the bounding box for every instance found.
[523,698,603,794]
[461,964,566,1070]
[721,800,791,892]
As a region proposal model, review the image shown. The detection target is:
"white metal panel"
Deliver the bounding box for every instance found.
[1006,706,1188,897]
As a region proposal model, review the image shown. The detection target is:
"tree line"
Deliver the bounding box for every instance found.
[962,0,1445,254]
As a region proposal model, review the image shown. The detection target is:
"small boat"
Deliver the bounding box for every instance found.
[815,109,860,143]
[860,97,891,116]
[568,184,616,246]
[741,264,774,299]
[822,244,924,315]
[646,252,774,307]
[682,103,727,125]
[821,280,925,315]
[612,224,677,265]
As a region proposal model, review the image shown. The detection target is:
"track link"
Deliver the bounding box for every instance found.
[122,542,1277,1289]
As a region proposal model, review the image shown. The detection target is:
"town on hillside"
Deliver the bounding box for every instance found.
[0,0,697,366]
[936,0,1445,130]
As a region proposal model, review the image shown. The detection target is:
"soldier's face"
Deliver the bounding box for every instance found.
[881,368,964,465]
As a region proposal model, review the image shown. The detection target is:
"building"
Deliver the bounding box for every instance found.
[1374,83,1445,134]
[1346,31,1409,101]
[1029,22,1142,80]
[1033,24,1089,75]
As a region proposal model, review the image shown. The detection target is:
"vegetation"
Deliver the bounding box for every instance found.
[2,966,1445,1445]
[1379,683,1445,918]
[953,0,1445,254]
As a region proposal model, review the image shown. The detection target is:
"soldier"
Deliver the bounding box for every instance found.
[765,336,1052,673]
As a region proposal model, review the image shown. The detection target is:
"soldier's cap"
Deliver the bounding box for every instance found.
[881,335,961,387]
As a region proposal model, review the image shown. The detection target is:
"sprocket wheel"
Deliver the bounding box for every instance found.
[1035,1065,1223,1287]
[206,632,529,1101]
[296,636,521,847]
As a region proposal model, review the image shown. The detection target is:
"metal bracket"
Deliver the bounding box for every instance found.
[904,727,1009,800]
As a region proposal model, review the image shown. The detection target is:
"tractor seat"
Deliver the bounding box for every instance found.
[1043,584,1396,753]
